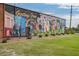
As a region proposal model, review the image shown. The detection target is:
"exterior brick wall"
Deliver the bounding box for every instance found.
[0,4,4,39]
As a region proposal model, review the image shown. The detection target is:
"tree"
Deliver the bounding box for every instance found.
[77,24,79,29]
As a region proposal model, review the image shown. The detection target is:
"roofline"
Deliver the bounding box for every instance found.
[4,3,66,20]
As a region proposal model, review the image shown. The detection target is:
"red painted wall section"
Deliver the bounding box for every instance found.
[0,4,4,39]
[4,11,14,37]
[4,4,15,37]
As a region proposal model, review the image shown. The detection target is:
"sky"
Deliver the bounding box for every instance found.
[10,3,79,28]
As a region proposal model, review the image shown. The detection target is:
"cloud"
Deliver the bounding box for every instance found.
[58,5,70,9]
[42,12,54,15]
[58,4,79,10]
[45,3,79,12]
[45,3,79,6]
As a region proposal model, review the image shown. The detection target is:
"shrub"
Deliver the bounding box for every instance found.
[38,32,43,38]
[27,35,32,39]
[2,38,7,43]
[70,29,75,34]
[51,33,56,36]
[27,33,32,39]
[65,28,75,34]
[33,32,38,36]
[56,33,61,35]
[45,32,49,37]
[45,34,48,37]
[39,34,42,38]
[61,33,65,35]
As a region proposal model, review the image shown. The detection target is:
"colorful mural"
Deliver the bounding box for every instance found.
[4,4,66,37]
[4,4,14,37]
[61,19,66,33]
[57,19,61,34]
[13,16,26,36]
[52,18,57,34]
[37,14,51,32]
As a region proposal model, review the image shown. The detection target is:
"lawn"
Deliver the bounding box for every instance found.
[0,34,79,56]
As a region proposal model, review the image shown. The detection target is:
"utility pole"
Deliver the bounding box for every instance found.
[70,5,72,29]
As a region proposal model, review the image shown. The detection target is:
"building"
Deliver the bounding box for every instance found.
[0,3,66,39]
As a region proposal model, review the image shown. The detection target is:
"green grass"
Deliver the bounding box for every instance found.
[0,34,79,56]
